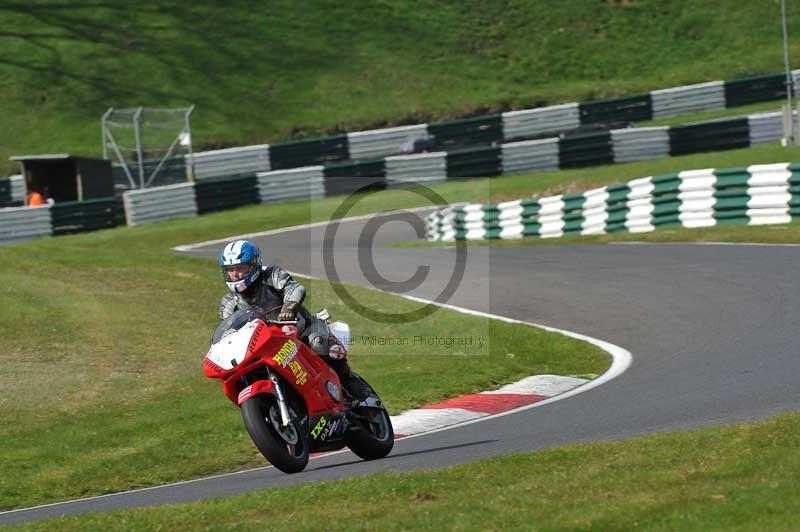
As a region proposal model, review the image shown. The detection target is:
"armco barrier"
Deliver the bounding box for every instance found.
[257,167,325,204]
[384,152,447,187]
[610,127,670,163]
[123,182,197,226]
[347,124,428,160]
[651,81,726,119]
[190,145,271,180]
[0,205,52,244]
[426,163,800,241]
[501,138,559,174]
[51,198,117,236]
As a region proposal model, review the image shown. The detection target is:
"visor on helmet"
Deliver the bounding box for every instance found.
[222,263,256,283]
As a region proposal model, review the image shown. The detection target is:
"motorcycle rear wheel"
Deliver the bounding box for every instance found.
[241,395,309,473]
[345,374,394,460]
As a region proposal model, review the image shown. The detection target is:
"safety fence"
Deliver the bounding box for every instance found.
[425,163,800,241]
[185,71,800,178]
[0,198,118,244]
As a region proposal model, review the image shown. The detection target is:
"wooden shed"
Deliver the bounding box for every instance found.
[9,154,113,203]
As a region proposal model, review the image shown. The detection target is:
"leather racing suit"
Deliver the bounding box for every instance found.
[219,265,365,398]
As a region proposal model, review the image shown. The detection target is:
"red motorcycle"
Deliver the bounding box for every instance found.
[204,306,394,473]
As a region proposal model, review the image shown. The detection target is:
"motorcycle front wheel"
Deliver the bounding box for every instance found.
[241,395,309,473]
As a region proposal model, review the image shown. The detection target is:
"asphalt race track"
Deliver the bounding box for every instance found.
[4,209,800,524]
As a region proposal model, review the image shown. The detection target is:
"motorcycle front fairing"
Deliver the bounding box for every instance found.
[204,308,346,417]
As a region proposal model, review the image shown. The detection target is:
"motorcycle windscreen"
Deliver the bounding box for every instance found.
[207,319,263,370]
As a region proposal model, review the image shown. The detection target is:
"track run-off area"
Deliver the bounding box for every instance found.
[3,208,799,524]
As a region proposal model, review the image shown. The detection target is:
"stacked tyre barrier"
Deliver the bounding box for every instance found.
[4,110,793,239]
[186,71,800,177]
[425,163,800,241]
[1,108,796,245]
[0,198,119,244]
[384,152,447,187]
[0,175,25,208]
[50,199,118,236]
[191,145,271,180]
[123,183,197,226]
[180,110,789,209]
[257,167,325,204]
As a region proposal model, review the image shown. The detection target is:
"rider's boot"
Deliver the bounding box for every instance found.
[328,357,371,401]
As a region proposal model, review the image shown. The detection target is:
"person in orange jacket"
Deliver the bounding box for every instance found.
[27,189,46,206]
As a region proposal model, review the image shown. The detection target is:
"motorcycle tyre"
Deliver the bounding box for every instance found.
[241,395,309,474]
[345,375,394,460]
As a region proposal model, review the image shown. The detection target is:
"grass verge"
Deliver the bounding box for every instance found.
[10,411,800,531]
[0,192,608,510]
[5,141,796,510]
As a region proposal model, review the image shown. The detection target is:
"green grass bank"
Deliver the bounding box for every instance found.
[4,129,800,511]
[10,411,800,531]
[0,186,609,510]
[1,1,798,173]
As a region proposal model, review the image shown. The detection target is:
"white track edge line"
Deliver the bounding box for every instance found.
[286,271,632,441]
[171,205,440,252]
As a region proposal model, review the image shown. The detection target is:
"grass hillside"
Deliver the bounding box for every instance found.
[1,0,798,173]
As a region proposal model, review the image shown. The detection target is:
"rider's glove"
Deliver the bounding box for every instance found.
[278,301,298,321]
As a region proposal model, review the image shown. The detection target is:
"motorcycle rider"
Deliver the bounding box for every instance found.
[218,239,369,400]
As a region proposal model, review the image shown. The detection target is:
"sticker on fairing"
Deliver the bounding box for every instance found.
[311,416,327,439]
[272,341,298,367]
[288,360,308,385]
[206,320,260,370]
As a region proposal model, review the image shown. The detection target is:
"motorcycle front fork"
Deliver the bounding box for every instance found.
[239,369,293,428]
[266,367,293,427]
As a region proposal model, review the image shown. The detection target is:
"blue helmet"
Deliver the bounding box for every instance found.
[219,240,263,293]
